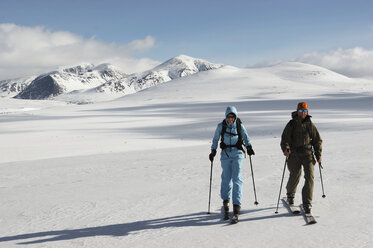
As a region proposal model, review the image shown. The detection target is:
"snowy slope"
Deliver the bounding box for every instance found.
[115,62,373,105]
[0,62,373,248]
[258,62,372,92]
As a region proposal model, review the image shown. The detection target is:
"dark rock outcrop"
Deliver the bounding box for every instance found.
[15,75,64,99]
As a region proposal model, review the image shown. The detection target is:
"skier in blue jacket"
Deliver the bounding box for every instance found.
[209,106,255,223]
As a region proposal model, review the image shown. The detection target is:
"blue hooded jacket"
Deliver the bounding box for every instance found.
[211,106,251,159]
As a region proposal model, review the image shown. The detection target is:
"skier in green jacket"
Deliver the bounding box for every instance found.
[281,102,322,214]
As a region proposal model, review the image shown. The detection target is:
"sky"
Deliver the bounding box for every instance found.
[0,0,373,79]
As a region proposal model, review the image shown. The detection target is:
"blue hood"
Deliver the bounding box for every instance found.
[225,106,238,118]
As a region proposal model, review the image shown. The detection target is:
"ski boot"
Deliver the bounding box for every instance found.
[303,203,312,214]
[231,204,241,224]
[286,193,294,205]
[223,200,230,220]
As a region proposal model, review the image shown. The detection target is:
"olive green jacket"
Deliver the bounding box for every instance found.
[281,112,322,159]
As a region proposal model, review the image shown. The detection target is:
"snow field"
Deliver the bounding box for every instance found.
[1,63,373,247]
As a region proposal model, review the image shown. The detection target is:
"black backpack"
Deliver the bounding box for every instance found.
[219,118,244,151]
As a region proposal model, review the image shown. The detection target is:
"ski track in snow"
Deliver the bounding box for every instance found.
[1,65,373,248]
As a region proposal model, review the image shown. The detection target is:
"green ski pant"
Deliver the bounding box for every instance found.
[286,151,315,205]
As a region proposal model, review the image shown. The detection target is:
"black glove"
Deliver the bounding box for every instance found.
[247,145,255,156]
[209,149,217,162]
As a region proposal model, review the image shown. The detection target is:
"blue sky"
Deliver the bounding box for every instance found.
[0,0,373,78]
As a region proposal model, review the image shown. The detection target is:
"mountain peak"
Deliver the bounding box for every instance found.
[153,55,223,78]
[61,64,95,75]
[161,54,221,65]
[171,54,195,61]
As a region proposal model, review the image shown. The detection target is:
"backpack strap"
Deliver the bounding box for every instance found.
[220,119,227,143]
[236,118,243,148]
[307,121,313,140]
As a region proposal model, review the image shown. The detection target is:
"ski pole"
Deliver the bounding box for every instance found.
[318,163,326,198]
[249,155,259,205]
[275,157,288,214]
[207,160,213,214]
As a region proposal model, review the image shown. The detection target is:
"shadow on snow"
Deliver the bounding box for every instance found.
[0,207,291,245]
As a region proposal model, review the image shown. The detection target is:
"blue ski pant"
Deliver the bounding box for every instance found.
[220,157,243,206]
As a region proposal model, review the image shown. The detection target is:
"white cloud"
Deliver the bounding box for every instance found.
[294,47,373,78]
[0,23,159,80]
[128,35,156,52]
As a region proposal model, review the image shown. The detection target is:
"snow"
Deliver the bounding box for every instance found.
[0,62,373,248]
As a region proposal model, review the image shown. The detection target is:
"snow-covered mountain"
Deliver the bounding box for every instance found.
[7,55,223,100]
[0,76,35,98]
[15,64,128,100]
[95,54,223,93]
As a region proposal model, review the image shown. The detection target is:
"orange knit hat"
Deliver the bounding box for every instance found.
[297,102,308,111]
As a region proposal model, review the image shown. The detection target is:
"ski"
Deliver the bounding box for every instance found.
[300,204,317,224]
[282,197,300,214]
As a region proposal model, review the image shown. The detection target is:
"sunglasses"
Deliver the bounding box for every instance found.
[298,109,308,113]
[227,115,236,119]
